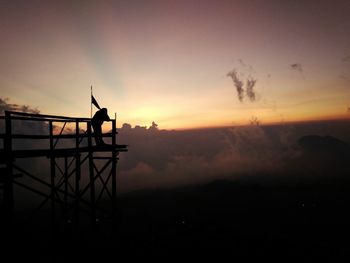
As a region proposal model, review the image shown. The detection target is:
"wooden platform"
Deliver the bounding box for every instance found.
[0,144,128,159]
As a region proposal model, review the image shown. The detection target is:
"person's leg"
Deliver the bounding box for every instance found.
[92,123,102,145]
[99,132,105,144]
[97,126,106,145]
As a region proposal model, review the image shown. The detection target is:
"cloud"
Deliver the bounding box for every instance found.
[116,121,305,192]
[290,63,302,72]
[290,63,303,75]
[246,77,257,102]
[0,97,47,148]
[342,56,350,63]
[227,60,258,103]
[249,116,260,126]
[340,56,350,82]
[340,75,350,82]
[0,97,39,115]
[227,69,244,102]
[117,118,350,193]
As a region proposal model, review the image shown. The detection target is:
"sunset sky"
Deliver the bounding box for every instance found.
[1,0,349,129]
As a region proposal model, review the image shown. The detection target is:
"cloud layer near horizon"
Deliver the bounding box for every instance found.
[2,99,350,200]
[115,121,350,192]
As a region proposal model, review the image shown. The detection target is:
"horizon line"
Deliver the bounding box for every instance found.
[118,115,350,132]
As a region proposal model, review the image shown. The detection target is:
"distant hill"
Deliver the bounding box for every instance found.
[298,135,349,155]
[295,135,350,176]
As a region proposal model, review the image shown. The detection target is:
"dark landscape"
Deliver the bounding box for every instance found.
[7,174,350,262]
[3,120,350,262]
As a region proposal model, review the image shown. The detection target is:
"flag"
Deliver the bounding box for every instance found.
[91,94,101,109]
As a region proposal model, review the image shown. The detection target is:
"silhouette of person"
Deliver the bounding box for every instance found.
[91,108,110,145]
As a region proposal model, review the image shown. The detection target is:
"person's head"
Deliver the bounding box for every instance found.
[101,108,107,113]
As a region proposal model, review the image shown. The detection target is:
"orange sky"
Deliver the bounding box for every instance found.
[1,1,350,129]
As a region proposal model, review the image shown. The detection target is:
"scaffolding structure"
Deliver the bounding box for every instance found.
[0,111,127,234]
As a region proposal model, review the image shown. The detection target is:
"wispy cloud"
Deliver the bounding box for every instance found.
[227,60,258,103]
[342,56,350,63]
[340,56,350,82]
[290,63,303,75]
[246,77,257,102]
[227,70,245,102]
[249,116,260,126]
[0,97,39,114]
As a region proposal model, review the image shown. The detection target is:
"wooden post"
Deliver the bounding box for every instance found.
[4,111,13,226]
[87,121,96,228]
[49,121,56,234]
[74,120,80,228]
[64,156,68,222]
[111,119,117,220]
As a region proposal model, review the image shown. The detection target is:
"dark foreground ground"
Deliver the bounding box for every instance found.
[118,176,350,262]
[4,174,350,262]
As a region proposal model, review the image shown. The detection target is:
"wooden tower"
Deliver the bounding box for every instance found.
[0,111,127,238]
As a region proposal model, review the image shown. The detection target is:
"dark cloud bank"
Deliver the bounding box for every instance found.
[116,120,350,193]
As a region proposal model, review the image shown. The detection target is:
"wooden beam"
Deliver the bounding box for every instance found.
[0,145,127,158]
